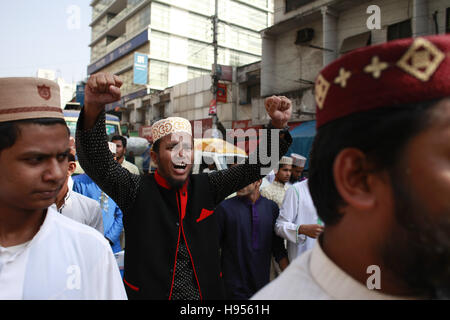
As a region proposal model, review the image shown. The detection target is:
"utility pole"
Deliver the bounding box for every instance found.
[210,0,219,136]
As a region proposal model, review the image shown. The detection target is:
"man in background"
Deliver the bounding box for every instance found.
[216,179,288,299]
[51,152,103,234]
[276,179,322,262]
[111,135,139,175]
[260,156,292,208]
[73,173,123,254]
[288,153,307,186]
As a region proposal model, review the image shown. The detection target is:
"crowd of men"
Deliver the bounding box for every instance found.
[0,34,450,300]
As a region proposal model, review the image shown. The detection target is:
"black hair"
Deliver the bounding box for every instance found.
[278,163,291,170]
[152,138,161,153]
[0,118,68,152]
[308,99,439,226]
[111,135,127,149]
[68,152,76,162]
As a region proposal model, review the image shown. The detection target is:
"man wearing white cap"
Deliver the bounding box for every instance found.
[0,77,126,299]
[288,153,307,186]
[75,72,293,300]
[260,156,293,209]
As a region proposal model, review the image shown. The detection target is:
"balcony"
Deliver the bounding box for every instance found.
[91,0,117,22]
[90,0,147,46]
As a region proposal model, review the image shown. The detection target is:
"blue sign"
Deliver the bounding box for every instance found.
[133,52,148,85]
[75,84,85,105]
[87,29,149,75]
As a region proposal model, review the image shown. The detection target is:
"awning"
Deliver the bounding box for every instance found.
[340,31,371,54]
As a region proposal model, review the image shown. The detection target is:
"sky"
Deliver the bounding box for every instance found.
[0,0,92,84]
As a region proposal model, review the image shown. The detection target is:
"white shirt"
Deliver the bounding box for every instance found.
[252,242,411,300]
[121,159,140,175]
[260,170,275,190]
[275,180,319,262]
[50,189,104,234]
[0,208,127,300]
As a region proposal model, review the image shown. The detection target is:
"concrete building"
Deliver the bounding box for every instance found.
[88,0,275,132]
[240,0,450,126]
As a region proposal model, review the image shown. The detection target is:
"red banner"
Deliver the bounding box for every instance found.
[216,83,227,103]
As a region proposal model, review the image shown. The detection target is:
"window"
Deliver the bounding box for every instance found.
[285,0,314,13]
[188,40,212,68]
[446,8,450,33]
[246,84,260,104]
[187,13,211,42]
[151,2,170,31]
[188,67,209,80]
[150,31,170,60]
[387,20,412,41]
[149,60,169,89]
[225,1,268,30]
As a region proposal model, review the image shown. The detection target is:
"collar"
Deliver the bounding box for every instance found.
[238,194,262,206]
[309,241,413,300]
[272,180,287,189]
[155,170,189,191]
[154,170,171,189]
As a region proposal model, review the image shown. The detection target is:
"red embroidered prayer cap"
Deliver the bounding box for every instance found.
[0,77,63,123]
[314,34,450,128]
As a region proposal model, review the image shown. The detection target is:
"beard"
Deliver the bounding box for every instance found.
[382,170,450,299]
[290,175,299,184]
[166,166,193,190]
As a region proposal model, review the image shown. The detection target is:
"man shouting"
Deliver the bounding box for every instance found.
[76,72,293,300]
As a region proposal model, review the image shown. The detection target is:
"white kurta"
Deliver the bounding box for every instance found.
[0,208,127,300]
[251,243,412,300]
[275,179,319,262]
[50,189,104,234]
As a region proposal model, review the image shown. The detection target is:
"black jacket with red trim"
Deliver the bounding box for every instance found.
[123,173,224,299]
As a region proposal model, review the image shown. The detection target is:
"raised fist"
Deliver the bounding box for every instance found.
[84,73,123,113]
[265,95,292,129]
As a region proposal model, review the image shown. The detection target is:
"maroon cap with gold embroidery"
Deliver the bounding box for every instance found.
[0,77,63,123]
[314,35,450,128]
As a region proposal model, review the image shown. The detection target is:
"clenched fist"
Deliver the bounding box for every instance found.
[83,73,123,129]
[265,95,292,129]
[85,73,123,112]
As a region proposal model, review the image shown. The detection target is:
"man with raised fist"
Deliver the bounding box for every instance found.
[75,72,293,300]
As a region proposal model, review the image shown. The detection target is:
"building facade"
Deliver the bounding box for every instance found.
[243,0,450,126]
[88,0,274,132]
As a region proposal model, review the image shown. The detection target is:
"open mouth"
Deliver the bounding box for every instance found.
[174,163,187,170]
[172,162,189,175]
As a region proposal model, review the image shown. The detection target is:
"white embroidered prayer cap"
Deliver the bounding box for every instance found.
[279,156,293,166]
[151,117,192,142]
[291,153,306,167]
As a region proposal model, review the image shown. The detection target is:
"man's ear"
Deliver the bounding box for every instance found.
[68,162,77,177]
[333,148,377,211]
[150,150,159,167]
